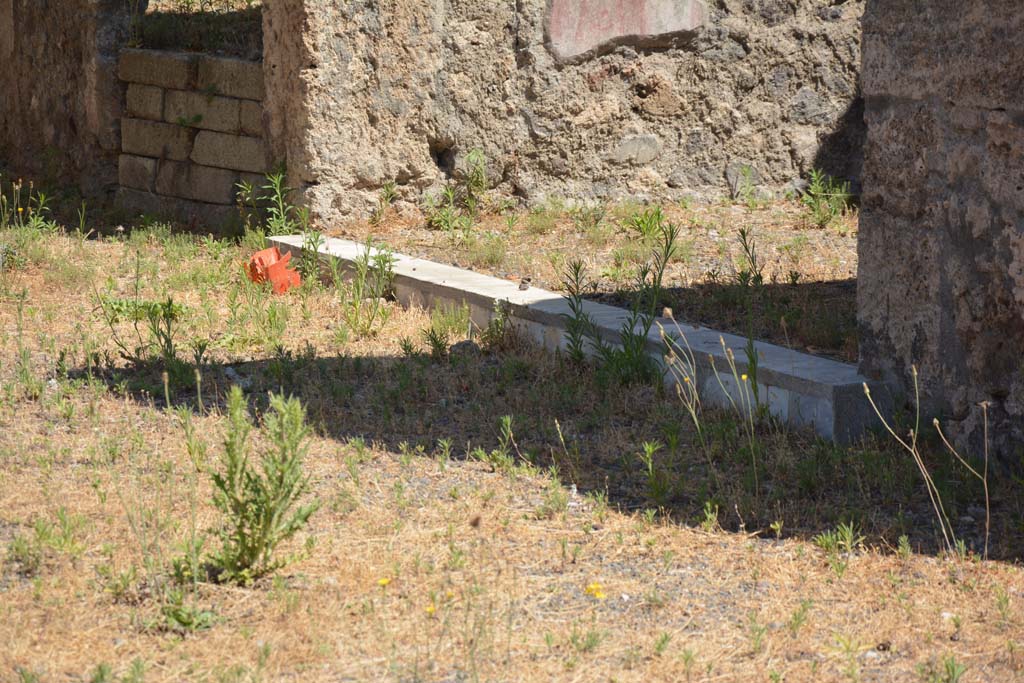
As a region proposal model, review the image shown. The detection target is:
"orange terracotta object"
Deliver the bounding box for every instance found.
[244,246,301,294]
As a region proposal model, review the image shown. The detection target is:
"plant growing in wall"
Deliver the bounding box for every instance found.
[423,148,489,242]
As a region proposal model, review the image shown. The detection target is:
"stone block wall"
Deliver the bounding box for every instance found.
[116,49,269,228]
[264,0,866,223]
[858,1,1024,455]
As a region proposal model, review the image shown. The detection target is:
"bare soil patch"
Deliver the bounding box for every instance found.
[341,199,860,362]
[1,212,1021,682]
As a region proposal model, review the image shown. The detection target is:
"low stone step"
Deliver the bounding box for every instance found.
[270,235,895,443]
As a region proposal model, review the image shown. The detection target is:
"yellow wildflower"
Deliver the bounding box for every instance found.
[377,577,391,588]
[425,603,436,616]
[585,582,607,600]
[741,374,748,381]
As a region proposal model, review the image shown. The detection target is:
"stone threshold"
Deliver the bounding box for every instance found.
[270,235,894,443]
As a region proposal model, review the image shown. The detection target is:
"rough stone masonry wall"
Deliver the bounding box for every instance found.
[264,0,865,223]
[0,0,133,194]
[859,1,1024,456]
[116,49,270,228]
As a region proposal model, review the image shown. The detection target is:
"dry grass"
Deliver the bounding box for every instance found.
[1,222,1022,682]
[140,1,262,60]
[338,198,859,361]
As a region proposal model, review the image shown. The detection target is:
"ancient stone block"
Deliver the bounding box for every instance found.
[155,160,240,205]
[87,54,125,153]
[239,100,264,137]
[121,118,193,160]
[164,90,240,133]
[861,3,1024,112]
[197,56,264,101]
[126,84,164,121]
[609,135,662,164]
[546,0,708,62]
[191,131,268,174]
[860,0,1024,458]
[119,49,197,90]
[118,154,157,192]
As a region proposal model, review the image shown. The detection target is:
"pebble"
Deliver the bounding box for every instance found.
[224,366,252,390]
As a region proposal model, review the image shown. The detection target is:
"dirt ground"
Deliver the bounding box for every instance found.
[1,209,1022,682]
[343,198,860,361]
[140,1,262,59]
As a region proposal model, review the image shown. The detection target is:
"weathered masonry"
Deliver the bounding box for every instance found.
[117,49,270,226]
[858,1,1024,456]
[1,1,865,223]
[0,0,129,195]
[263,0,865,222]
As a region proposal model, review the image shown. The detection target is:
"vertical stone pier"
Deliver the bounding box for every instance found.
[858,2,1024,454]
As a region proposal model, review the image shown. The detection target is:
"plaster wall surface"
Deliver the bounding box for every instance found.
[263,0,865,223]
[858,0,1024,455]
[546,0,708,62]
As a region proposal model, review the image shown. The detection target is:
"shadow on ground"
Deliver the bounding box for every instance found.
[590,278,859,362]
[140,8,262,60]
[71,326,1020,562]
[813,96,866,195]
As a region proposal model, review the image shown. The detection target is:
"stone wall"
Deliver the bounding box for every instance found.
[116,49,270,228]
[264,0,865,223]
[858,1,1024,455]
[0,0,134,194]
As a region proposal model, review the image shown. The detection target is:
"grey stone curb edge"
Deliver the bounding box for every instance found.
[270,235,895,443]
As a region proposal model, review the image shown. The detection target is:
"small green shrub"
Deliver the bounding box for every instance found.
[370,181,399,226]
[237,171,308,237]
[423,148,488,240]
[478,299,515,353]
[161,588,217,633]
[563,212,678,386]
[466,231,507,269]
[332,241,396,339]
[421,326,449,362]
[5,508,87,577]
[430,301,471,340]
[801,169,852,228]
[526,206,558,235]
[209,387,320,584]
[0,176,59,233]
[626,207,665,241]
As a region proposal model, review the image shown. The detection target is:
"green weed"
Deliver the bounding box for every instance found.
[802,169,852,228]
[209,387,320,584]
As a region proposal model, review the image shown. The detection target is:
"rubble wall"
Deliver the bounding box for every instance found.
[263,0,865,222]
